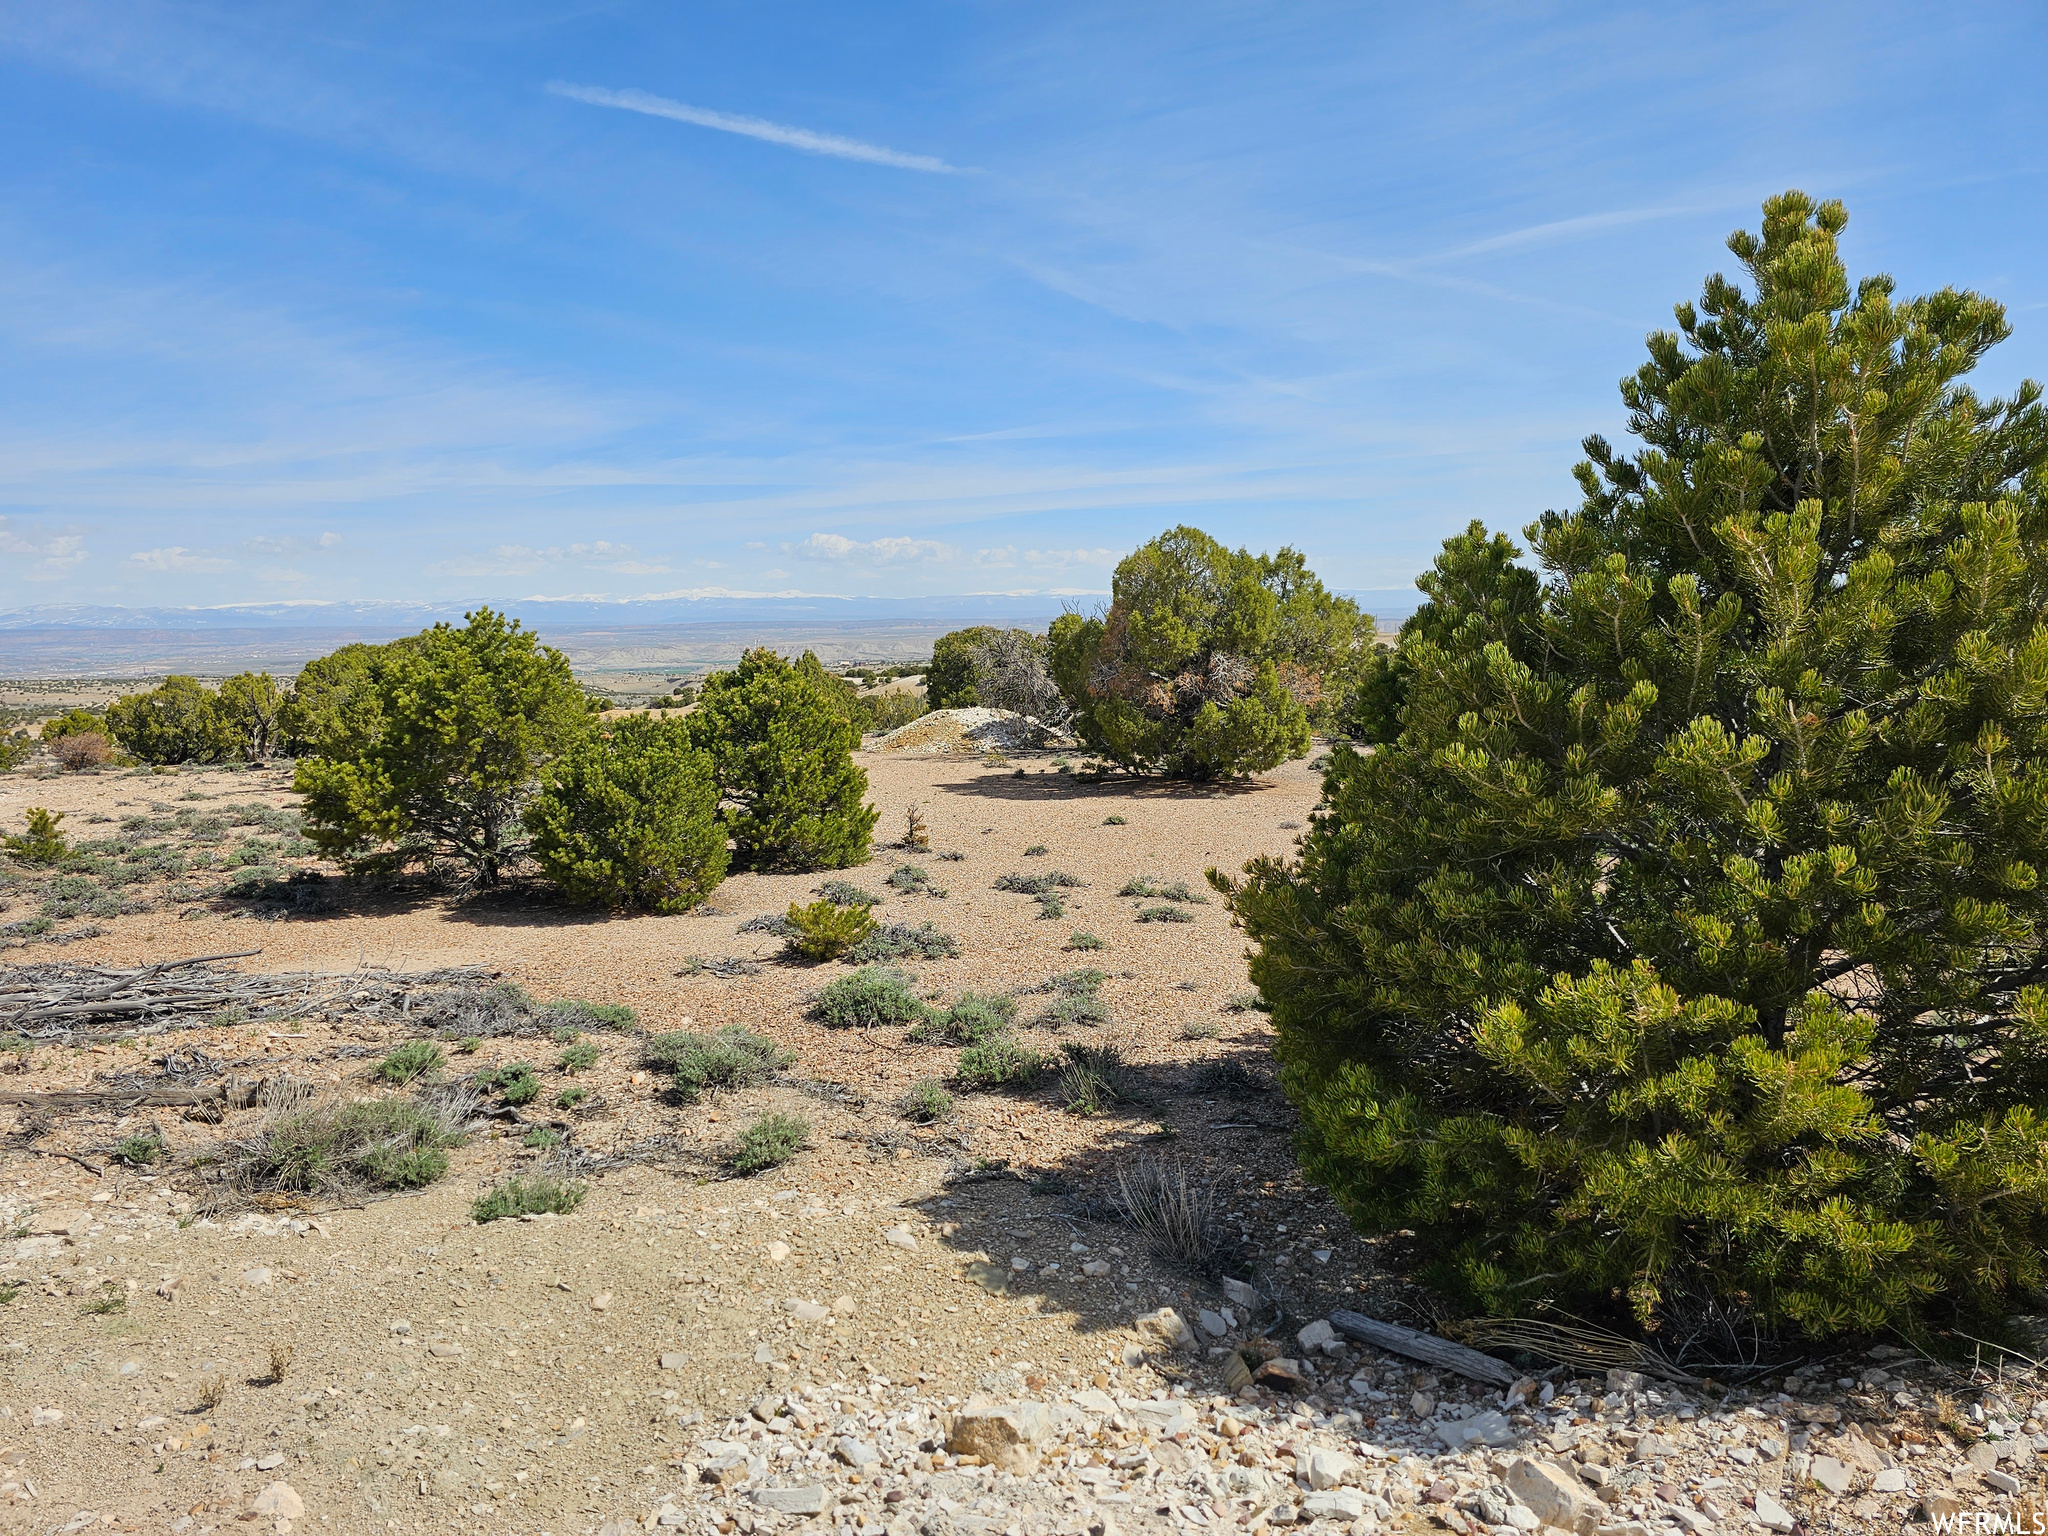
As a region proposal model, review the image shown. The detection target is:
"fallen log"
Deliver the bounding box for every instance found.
[1327,1309,1518,1387]
[0,1077,266,1111]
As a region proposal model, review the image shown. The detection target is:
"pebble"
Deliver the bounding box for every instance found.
[590,1290,613,1311]
[884,1224,918,1251]
[248,1482,304,1521]
[766,1241,791,1264]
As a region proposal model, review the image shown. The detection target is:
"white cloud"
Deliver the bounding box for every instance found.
[258,567,308,584]
[127,546,234,573]
[794,532,955,564]
[0,519,88,582]
[1026,547,1118,568]
[545,82,966,174]
[318,531,342,548]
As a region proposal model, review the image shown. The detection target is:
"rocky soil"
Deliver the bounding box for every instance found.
[0,749,2041,1535]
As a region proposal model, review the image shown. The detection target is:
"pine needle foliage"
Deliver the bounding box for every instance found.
[1221,193,2048,1340]
[688,648,878,872]
[524,716,729,913]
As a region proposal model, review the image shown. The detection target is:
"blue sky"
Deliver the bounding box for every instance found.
[1,1,2043,613]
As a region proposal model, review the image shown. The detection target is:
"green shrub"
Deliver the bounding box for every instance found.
[845,921,959,963]
[816,879,880,907]
[556,1042,599,1074]
[899,1079,955,1124]
[278,642,395,759]
[1118,876,1207,903]
[907,991,1015,1044]
[1135,904,1195,924]
[732,1111,810,1174]
[456,1036,482,1054]
[1065,932,1106,951]
[113,1130,167,1166]
[858,690,928,734]
[106,677,238,765]
[927,627,1005,709]
[1029,969,1110,1030]
[643,1026,790,1100]
[521,1127,562,1149]
[376,1040,445,1084]
[1023,844,1048,857]
[1223,191,2048,1340]
[0,734,29,772]
[1180,1020,1222,1041]
[297,609,590,887]
[40,709,106,742]
[473,1174,586,1222]
[885,864,943,895]
[1049,528,1369,779]
[555,1086,589,1109]
[1035,892,1065,920]
[524,715,729,913]
[808,967,931,1029]
[4,808,69,865]
[550,1024,581,1044]
[476,1061,539,1106]
[687,648,877,872]
[957,1035,1050,1090]
[783,899,878,961]
[1102,814,1126,825]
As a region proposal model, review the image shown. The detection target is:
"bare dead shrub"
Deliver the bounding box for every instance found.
[50,732,113,771]
[970,631,1068,723]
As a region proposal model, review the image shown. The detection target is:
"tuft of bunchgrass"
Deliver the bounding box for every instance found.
[642,1026,790,1101]
[808,967,931,1030]
[732,1111,810,1175]
[472,1174,587,1223]
[556,1041,599,1074]
[1102,814,1127,825]
[1059,1040,1132,1117]
[994,870,1084,895]
[522,1127,562,1149]
[1113,1156,1216,1264]
[376,1039,445,1084]
[235,1093,468,1195]
[956,1035,1050,1090]
[1023,844,1049,857]
[907,990,1015,1044]
[1135,904,1195,924]
[1035,892,1066,920]
[887,864,945,896]
[1064,931,1106,951]
[1181,1020,1222,1041]
[898,1079,955,1124]
[1028,968,1110,1030]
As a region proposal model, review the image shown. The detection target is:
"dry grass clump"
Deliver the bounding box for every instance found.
[1059,1040,1133,1116]
[232,1086,472,1197]
[472,1173,587,1223]
[51,733,113,771]
[1117,875,1208,904]
[196,1373,227,1412]
[846,920,959,962]
[1115,1156,1217,1263]
[267,1342,294,1384]
[907,990,1014,1044]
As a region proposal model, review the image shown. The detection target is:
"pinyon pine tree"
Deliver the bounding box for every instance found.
[688,648,877,871]
[1221,193,2048,1340]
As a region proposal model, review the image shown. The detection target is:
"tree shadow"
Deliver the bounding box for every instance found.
[936,770,1276,803]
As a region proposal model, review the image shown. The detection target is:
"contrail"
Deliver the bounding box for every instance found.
[546,82,965,173]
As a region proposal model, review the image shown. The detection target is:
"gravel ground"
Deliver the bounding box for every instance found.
[0,749,2041,1534]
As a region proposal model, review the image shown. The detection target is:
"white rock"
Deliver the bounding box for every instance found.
[1082,1260,1111,1277]
[1437,1409,1516,1450]
[660,1352,688,1371]
[388,1319,411,1335]
[750,1486,827,1515]
[1306,1449,1355,1490]
[1986,1469,2022,1495]
[239,1267,273,1287]
[1297,1319,1337,1353]
[836,1436,880,1467]
[1132,1307,1194,1351]
[1871,1468,1908,1493]
[249,1482,305,1520]
[590,1291,613,1312]
[1301,1490,1365,1521]
[256,1452,286,1470]
[30,1408,61,1427]
[1221,1277,1260,1308]
[1198,1309,1230,1338]
[946,1401,1050,1472]
[427,1343,463,1359]
[784,1299,830,1322]
[1505,1457,1601,1533]
[884,1225,918,1251]
[1809,1454,1853,1495]
[1505,1505,1542,1532]
[1753,1491,1795,1532]
[766,1241,791,1264]
[1409,1391,1436,1418]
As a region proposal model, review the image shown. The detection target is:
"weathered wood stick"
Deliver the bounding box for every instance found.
[0,1078,265,1110]
[1327,1309,1518,1386]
